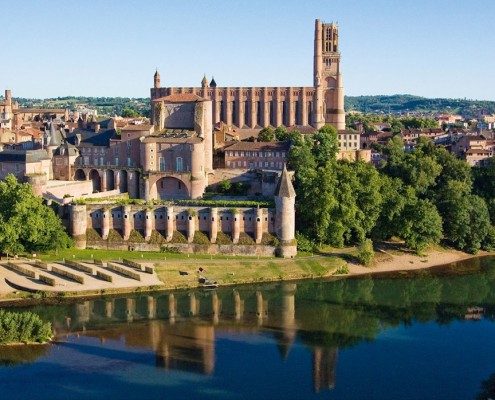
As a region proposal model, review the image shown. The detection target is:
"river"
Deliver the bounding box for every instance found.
[1,256,495,399]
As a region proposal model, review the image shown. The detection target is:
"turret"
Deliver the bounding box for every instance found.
[154,69,161,89]
[4,89,12,106]
[209,77,217,88]
[274,165,296,258]
[201,75,209,88]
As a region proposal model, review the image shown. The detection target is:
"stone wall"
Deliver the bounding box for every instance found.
[70,202,296,258]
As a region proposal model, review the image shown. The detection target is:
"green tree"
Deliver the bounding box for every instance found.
[399,199,442,252]
[0,175,72,255]
[357,239,374,266]
[257,127,275,142]
[440,189,491,253]
[274,126,288,141]
[121,108,140,118]
[312,125,339,167]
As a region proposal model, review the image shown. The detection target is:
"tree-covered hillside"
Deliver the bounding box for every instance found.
[4,94,495,119]
[345,94,495,117]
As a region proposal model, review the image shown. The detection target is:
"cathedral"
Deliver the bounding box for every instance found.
[151,20,345,131]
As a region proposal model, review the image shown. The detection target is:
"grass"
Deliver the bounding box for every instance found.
[153,253,346,289]
[33,247,348,291]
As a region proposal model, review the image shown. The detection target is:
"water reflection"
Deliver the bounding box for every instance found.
[9,256,495,398]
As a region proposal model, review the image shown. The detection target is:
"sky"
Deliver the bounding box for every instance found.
[1,0,494,100]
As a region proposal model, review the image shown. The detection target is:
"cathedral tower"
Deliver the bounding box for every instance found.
[313,20,345,130]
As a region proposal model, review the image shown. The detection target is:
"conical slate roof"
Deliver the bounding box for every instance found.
[210,77,217,87]
[275,165,295,198]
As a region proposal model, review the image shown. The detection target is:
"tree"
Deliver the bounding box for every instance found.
[0,175,72,255]
[274,126,288,141]
[357,239,374,266]
[257,127,275,142]
[439,190,491,253]
[312,125,339,167]
[121,108,140,118]
[399,199,442,252]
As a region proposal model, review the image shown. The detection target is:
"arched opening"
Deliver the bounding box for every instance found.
[74,169,86,181]
[89,169,101,193]
[119,170,128,193]
[154,177,189,200]
[106,169,115,191]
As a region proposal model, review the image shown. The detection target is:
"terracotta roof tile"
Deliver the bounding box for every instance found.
[153,93,206,103]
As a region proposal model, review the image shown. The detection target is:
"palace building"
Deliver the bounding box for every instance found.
[151,20,345,131]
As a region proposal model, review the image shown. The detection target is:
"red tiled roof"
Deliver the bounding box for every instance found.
[121,124,153,131]
[224,141,290,152]
[153,93,205,103]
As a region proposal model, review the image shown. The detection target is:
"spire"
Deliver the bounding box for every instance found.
[209,76,217,88]
[201,74,208,88]
[275,165,295,198]
[154,69,161,89]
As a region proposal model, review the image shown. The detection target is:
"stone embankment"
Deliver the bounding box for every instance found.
[0,259,161,294]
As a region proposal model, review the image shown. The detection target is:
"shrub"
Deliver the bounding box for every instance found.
[149,230,165,245]
[128,230,145,243]
[238,232,255,245]
[261,233,280,246]
[218,180,232,193]
[193,231,210,245]
[356,239,375,266]
[295,232,317,252]
[175,199,274,208]
[0,310,52,344]
[86,228,101,241]
[160,246,180,253]
[107,229,124,243]
[216,231,233,245]
[171,231,187,244]
[333,265,350,275]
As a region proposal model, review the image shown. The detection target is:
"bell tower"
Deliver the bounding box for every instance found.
[313,20,345,130]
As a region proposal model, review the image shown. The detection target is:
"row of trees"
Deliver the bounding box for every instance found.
[289,125,495,254]
[346,113,439,134]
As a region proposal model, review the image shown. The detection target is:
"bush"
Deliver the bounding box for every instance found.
[333,265,350,275]
[107,229,124,243]
[356,239,374,266]
[171,231,187,244]
[216,231,233,245]
[160,246,180,253]
[218,180,232,193]
[295,232,317,252]
[128,230,145,243]
[238,232,255,245]
[0,310,52,344]
[86,228,101,241]
[261,233,280,246]
[149,230,166,245]
[193,231,210,245]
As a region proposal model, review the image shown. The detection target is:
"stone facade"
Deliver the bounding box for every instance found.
[150,20,345,131]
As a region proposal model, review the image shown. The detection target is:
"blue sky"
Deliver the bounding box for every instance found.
[1,0,494,100]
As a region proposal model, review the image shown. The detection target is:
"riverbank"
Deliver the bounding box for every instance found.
[0,246,491,305]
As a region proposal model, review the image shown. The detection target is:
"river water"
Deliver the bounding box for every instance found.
[2,257,495,399]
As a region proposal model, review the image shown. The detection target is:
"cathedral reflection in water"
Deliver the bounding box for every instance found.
[59,283,337,393]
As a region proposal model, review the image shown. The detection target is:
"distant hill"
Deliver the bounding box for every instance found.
[6,94,495,119]
[345,95,495,118]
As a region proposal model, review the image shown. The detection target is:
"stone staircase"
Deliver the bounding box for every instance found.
[0,259,162,293]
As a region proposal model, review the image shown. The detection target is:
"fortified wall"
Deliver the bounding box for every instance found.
[70,202,296,258]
